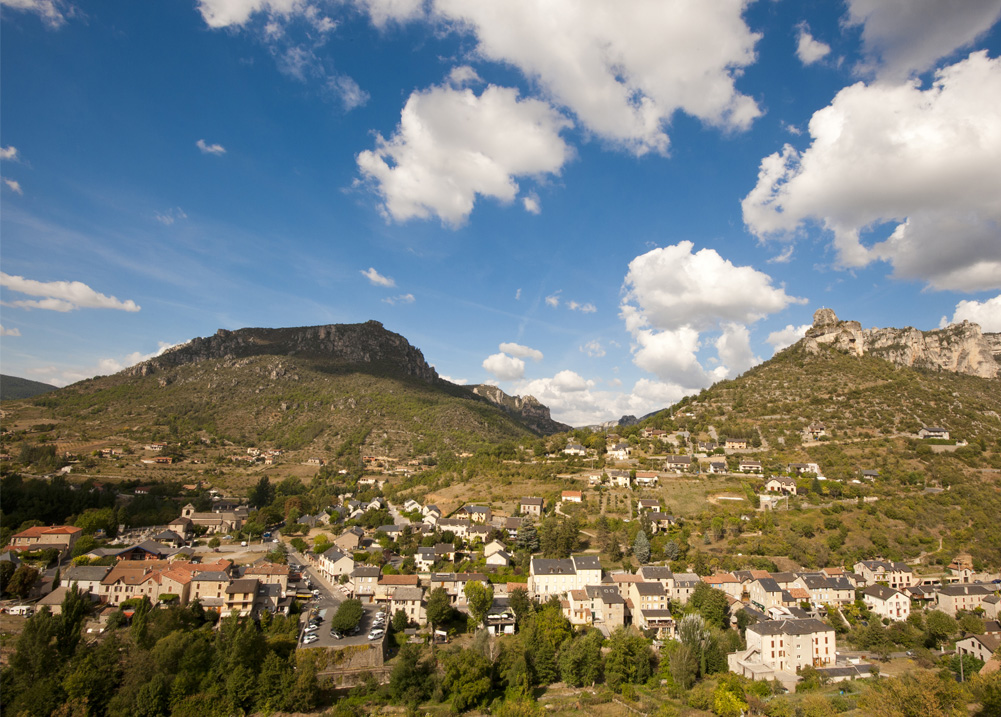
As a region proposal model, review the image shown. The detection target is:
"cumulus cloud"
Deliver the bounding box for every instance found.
[523,193,541,215]
[581,340,605,358]
[1,325,22,337]
[845,0,1001,79]
[0,0,71,28]
[438,373,467,385]
[434,0,761,155]
[448,65,480,87]
[196,139,227,155]
[766,323,811,354]
[482,352,525,381]
[620,242,802,386]
[499,342,543,361]
[1,273,140,312]
[355,0,425,27]
[795,23,831,65]
[0,146,20,161]
[383,293,415,305]
[153,207,187,225]
[622,241,804,331]
[743,52,1001,291]
[361,267,396,287]
[3,178,23,195]
[327,74,369,111]
[357,81,573,226]
[514,372,691,426]
[940,295,1001,332]
[567,301,597,314]
[545,293,561,308]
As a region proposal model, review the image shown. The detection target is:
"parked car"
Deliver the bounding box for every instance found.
[304,634,319,644]
[330,630,342,639]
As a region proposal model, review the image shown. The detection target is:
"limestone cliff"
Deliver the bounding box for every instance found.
[470,384,571,435]
[124,321,441,384]
[803,309,1000,379]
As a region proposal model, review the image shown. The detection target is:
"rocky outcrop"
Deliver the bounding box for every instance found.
[124,321,441,384]
[470,384,570,435]
[803,309,1000,379]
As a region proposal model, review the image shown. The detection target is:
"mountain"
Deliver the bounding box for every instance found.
[469,384,571,434]
[0,375,58,401]
[805,308,1001,378]
[7,321,562,460]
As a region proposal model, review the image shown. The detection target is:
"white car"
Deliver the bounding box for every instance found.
[303,634,319,644]
[368,630,384,640]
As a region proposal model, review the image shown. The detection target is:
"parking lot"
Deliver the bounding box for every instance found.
[298,601,388,649]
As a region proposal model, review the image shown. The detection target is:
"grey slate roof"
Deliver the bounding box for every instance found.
[750,617,831,636]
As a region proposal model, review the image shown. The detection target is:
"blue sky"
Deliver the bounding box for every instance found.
[2,0,1000,425]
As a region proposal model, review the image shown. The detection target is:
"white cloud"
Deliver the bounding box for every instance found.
[0,0,70,28]
[438,373,467,385]
[522,193,541,214]
[766,323,811,354]
[3,178,23,195]
[1,325,22,337]
[0,146,20,161]
[1,272,140,312]
[581,340,605,358]
[622,241,804,331]
[197,0,303,29]
[434,0,761,155]
[22,341,176,387]
[514,288,522,300]
[196,139,227,155]
[545,293,561,308]
[568,301,596,313]
[714,322,759,376]
[845,0,1001,79]
[357,81,573,226]
[620,242,802,386]
[768,245,795,264]
[327,74,369,111]
[941,295,1001,332]
[153,208,187,225]
[499,342,543,361]
[514,372,690,426]
[361,267,396,287]
[795,23,830,66]
[743,52,1001,291]
[355,0,425,27]
[448,65,480,87]
[482,352,525,381]
[383,293,415,305]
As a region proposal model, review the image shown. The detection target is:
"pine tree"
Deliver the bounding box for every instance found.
[633,530,650,564]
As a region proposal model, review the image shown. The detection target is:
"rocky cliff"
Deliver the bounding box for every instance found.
[804,308,1001,379]
[124,321,442,384]
[470,384,571,435]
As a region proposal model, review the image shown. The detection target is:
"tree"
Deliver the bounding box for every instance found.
[290,537,308,553]
[664,540,679,561]
[464,580,495,628]
[248,476,275,509]
[633,530,650,564]
[516,520,540,553]
[858,670,966,716]
[558,629,604,686]
[508,587,532,626]
[331,599,364,632]
[426,587,453,630]
[7,564,40,599]
[604,627,654,691]
[0,560,16,595]
[441,647,492,712]
[390,643,435,708]
[392,609,409,632]
[924,610,957,647]
[690,583,729,630]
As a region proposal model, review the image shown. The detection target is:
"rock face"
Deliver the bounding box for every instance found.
[470,384,571,435]
[124,321,441,384]
[803,309,1001,379]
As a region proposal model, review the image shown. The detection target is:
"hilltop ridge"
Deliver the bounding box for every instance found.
[806,308,1001,378]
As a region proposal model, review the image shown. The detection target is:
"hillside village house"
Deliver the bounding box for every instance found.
[528,555,602,599]
[918,426,950,440]
[724,438,748,451]
[10,525,83,557]
[739,460,764,473]
[853,560,915,589]
[375,574,420,602]
[63,565,112,595]
[936,584,995,616]
[956,633,1001,664]
[333,527,364,552]
[565,585,626,629]
[390,586,425,624]
[863,584,911,621]
[563,442,587,457]
[765,477,797,495]
[788,463,821,476]
[634,471,659,487]
[519,497,544,517]
[636,499,659,512]
[606,470,631,488]
[607,442,631,460]
[561,490,583,503]
[729,618,836,683]
[351,566,381,602]
[318,547,355,582]
[463,505,491,524]
[708,461,728,474]
[665,455,692,471]
[180,503,243,534]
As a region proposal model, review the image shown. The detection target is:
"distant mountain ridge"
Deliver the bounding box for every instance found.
[125,321,441,384]
[805,308,1001,378]
[469,384,571,434]
[0,375,58,401]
